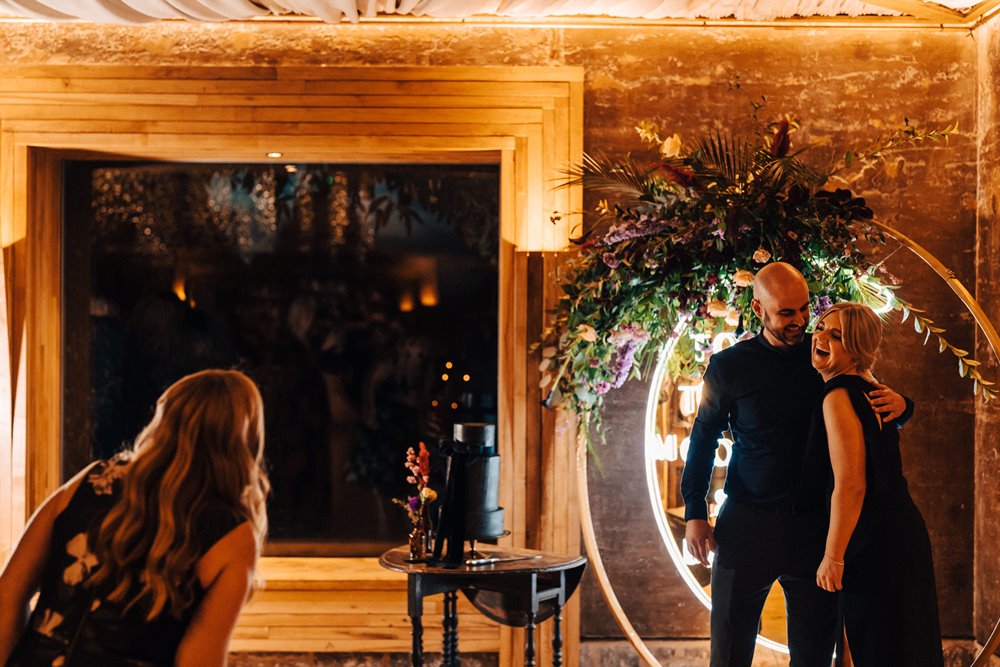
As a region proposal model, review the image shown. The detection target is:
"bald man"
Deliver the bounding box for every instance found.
[680,262,910,667]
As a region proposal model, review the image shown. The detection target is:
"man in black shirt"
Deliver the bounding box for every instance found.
[681,262,908,666]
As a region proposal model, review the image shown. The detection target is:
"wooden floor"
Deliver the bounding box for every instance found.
[231,557,500,654]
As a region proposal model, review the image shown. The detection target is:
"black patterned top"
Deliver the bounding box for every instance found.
[6,459,244,667]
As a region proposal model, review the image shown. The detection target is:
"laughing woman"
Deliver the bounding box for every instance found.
[807,302,943,666]
[0,369,269,667]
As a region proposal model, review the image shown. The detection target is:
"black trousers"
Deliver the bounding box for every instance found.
[709,500,838,667]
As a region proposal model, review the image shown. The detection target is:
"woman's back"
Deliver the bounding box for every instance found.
[6,459,243,667]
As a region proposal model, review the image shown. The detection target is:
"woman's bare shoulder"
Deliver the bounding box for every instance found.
[195,522,256,590]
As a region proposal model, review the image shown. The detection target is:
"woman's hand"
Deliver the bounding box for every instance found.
[816,554,845,592]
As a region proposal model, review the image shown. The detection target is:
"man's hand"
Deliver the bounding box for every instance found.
[685,519,716,567]
[867,382,906,423]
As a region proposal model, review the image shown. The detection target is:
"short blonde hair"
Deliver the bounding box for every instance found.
[816,302,882,372]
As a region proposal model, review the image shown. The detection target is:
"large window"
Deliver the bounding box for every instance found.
[63,162,499,555]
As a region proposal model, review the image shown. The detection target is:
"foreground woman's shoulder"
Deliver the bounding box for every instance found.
[196,522,256,590]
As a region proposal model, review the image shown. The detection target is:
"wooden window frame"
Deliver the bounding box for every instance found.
[0,65,582,663]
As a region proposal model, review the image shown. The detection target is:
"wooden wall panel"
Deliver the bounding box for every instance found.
[0,65,583,661]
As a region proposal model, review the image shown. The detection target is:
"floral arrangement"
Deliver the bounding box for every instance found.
[539,100,991,443]
[392,442,437,525]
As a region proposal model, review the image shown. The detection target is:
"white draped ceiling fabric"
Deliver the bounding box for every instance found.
[0,0,911,23]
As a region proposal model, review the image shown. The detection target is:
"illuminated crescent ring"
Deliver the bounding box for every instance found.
[576,219,1000,665]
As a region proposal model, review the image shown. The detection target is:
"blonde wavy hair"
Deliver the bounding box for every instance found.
[815,302,883,372]
[88,369,269,620]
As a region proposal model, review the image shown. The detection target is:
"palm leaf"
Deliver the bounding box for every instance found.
[751,148,825,194]
[560,152,656,202]
[689,131,753,186]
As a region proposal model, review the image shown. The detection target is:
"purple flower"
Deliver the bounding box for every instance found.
[813,295,833,317]
[609,339,641,388]
[408,496,420,512]
[602,252,621,269]
[600,215,675,245]
[711,227,725,239]
[594,381,611,395]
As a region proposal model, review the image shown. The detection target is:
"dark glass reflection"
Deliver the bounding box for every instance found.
[63,162,499,555]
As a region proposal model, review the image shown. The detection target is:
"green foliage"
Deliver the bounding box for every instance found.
[539,109,986,438]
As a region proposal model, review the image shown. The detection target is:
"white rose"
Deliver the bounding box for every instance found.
[725,308,742,326]
[660,133,682,159]
[733,269,755,287]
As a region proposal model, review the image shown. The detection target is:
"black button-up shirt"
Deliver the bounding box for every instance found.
[681,333,823,521]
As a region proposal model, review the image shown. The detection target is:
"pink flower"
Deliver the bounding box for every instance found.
[594,381,611,395]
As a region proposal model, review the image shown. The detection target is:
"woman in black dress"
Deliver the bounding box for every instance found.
[0,369,269,667]
[810,302,943,666]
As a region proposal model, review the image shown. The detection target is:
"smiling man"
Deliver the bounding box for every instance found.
[680,261,910,667]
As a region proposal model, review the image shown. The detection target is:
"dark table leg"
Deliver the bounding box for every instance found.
[407,575,424,667]
[443,589,459,666]
[552,605,562,667]
[525,612,536,667]
[412,615,424,667]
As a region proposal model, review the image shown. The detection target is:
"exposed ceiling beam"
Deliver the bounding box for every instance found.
[854,0,966,22]
[963,0,1000,24]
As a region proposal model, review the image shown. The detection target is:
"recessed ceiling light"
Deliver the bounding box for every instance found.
[266,151,283,158]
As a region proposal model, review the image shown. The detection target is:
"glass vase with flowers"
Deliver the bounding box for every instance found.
[393,442,437,561]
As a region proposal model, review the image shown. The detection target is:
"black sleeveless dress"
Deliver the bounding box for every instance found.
[805,374,943,667]
[6,459,244,667]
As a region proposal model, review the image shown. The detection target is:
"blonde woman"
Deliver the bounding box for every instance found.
[0,369,269,667]
[808,303,942,666]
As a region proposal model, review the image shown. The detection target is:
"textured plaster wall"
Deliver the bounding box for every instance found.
[976,18,1000,652]
[0,20,981,641]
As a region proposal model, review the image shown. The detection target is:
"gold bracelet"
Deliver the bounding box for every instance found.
[824,554,845,566]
